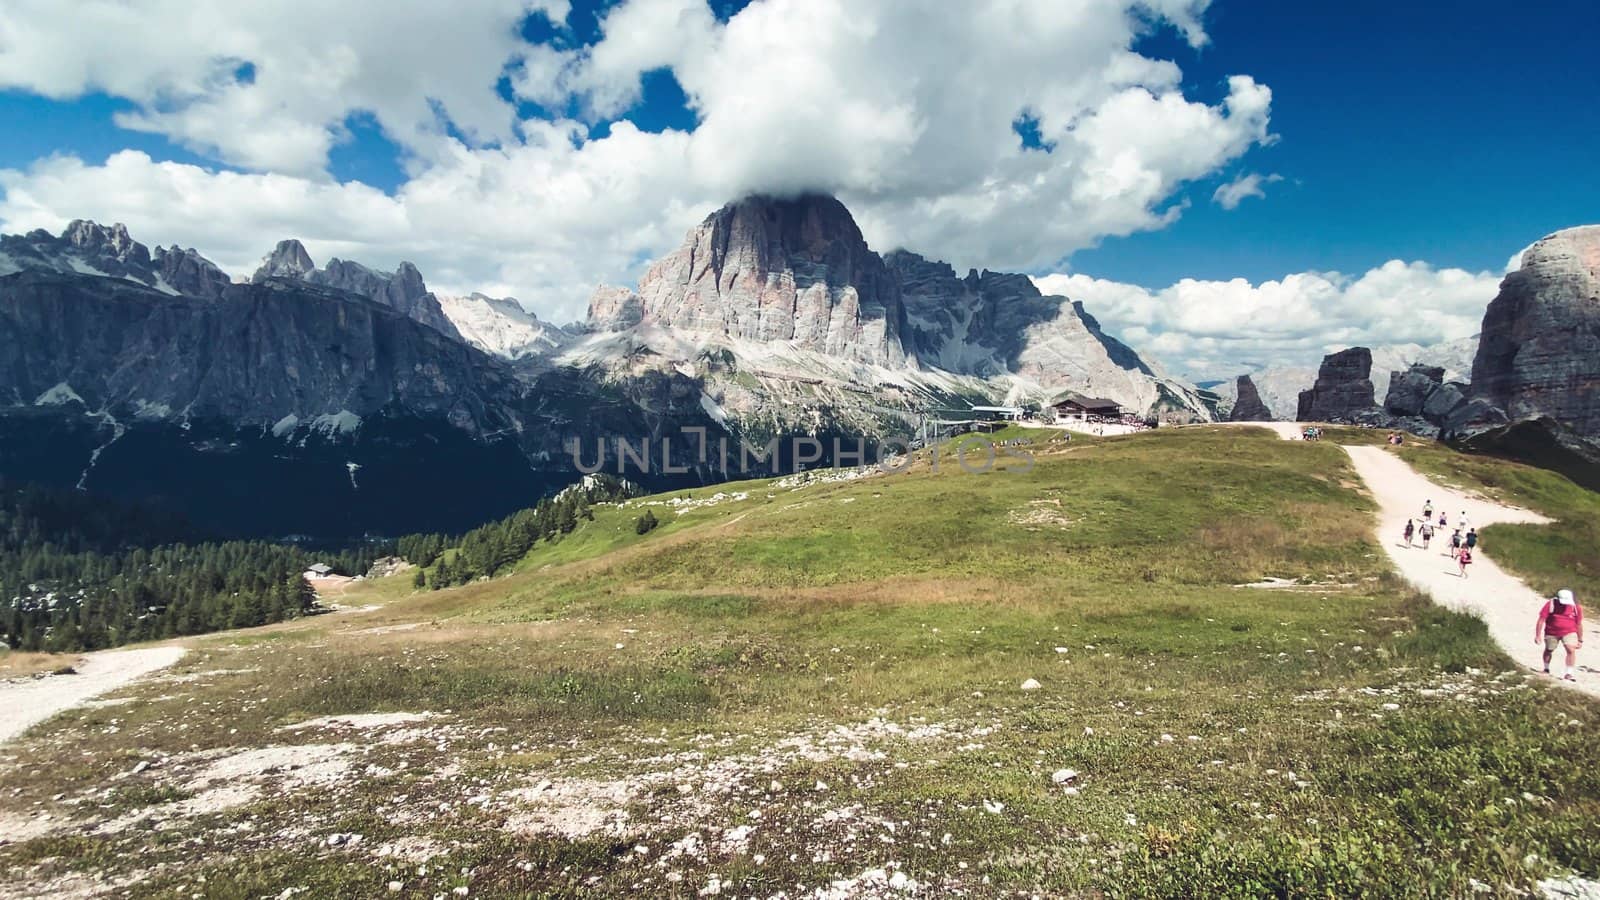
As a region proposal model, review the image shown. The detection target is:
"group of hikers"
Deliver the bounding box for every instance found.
[1401,499,1477,577]
[1404,499,1586,681]
[1301,427,1323,441]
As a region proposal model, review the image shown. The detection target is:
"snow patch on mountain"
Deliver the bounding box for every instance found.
[699,393,729,427]
[35,382,85,407]
[310,411,362,435]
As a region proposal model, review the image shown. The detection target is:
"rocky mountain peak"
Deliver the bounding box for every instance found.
[1517,225,1600,277]
[1470,224,1600,437]
[1227,375,1273,421]
[394,261,427,295]
[153,245,232,300]
[1297,347,1383,423]
[253,239,315,282]
[589,192,906,366]
[62,220,147,266]
[246,243,462,341]
[0,220,233,298]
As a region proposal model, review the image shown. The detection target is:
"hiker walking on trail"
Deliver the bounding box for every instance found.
[1419,521,1434,550]
[1403,519,1415,546]
[1449,529,1463,559]
[1457,545,1473,578]
[1458,511,1470,532]
[1438,511,1448,529]
[1535,590,1584,681]
[1465,528,1478,553]
[1423,500,1434,520]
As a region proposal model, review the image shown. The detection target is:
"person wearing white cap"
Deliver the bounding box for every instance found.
[1535,589,1584,681]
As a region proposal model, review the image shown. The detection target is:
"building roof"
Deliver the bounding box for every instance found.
[1050,390,1122,411]
[306,563,333,575]
[969,405,1023,415]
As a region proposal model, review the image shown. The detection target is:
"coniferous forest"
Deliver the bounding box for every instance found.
[399,474,635,589]
[2,474,637,652]
[0,479,387,652]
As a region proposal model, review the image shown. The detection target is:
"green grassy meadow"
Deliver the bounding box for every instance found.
[2,425,1597,898]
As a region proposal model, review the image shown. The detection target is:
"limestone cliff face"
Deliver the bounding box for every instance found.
[1470,225,1600,437]
[251,240,464,342]
[0,270,518,431]
[591,194,906,366]
[1297,347,1383,423]
[1227,375,1273,421]
[586,194,1211,421]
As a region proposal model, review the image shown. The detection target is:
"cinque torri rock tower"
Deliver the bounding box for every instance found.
[1470,225,1600,437]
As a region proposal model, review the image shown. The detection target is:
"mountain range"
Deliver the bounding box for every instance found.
[5,194,1591,539]
[0,194,1206,539]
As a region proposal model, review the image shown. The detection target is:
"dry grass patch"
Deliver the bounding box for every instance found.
[0,651,82,680]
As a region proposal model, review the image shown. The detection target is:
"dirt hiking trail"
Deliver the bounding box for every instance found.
[1251,422,1599,697]
[0,646,188,745]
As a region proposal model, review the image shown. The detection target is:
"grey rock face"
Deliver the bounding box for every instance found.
[885,250,1160,386]
[251,242,463,341]
[253,239,315,282]
[154,246,231,300]
[587,285,644,331]
[592,194,906,365]
[1297,347,1382,422]
[588,194,1210,420]
[1423,381,1469,422]
[1227,375,1273,421]
[0,220,232,298]
[1470,225,1600,437]
[1383,365,1445,417]
[0,270,514,430]
[62,220,148,268]
[1444,397,1509,436]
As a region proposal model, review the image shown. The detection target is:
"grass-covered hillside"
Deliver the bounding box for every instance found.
[2,426,1598,898]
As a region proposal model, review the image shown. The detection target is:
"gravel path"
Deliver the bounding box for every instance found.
[1246,422,1599,696]
[0,646,188,745]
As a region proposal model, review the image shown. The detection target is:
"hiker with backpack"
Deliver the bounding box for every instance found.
[1403,519,1415,547]
[1457,545,1473,578]
[1535,590,1584,681]
[1449,529,1463,559]
[1465,528,1478,553]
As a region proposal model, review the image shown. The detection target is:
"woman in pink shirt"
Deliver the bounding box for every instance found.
[1535,589,1584,681]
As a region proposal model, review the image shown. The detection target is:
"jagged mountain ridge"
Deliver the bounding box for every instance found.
[0,220,232,300]
[251,240,464,342]
[0,241,720,537]
[0,199,1222,536]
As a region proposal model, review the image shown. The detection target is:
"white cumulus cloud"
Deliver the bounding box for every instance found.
[0,0,1275,324]
[1211,171,1282,209]
[0,0,569,175]
[1034,261,1503,380]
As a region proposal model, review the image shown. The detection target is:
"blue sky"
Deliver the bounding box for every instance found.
[0,0,1594,376]
[1082,0,1600,284]
[5,0,1591,284]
